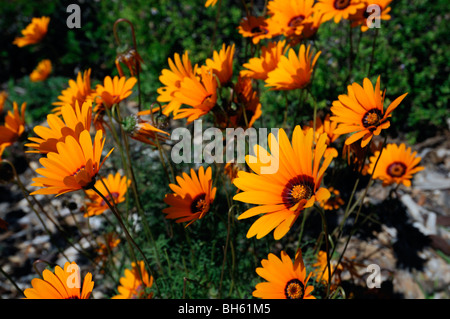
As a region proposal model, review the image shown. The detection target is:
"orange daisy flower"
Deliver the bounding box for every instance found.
[30,59,52,82]
[23,261,94,299]
[112,261,154,299]
[349,0,393,32]
[368,143,424,187]
[95,232,121,262]
[13,16,50,47]
[240,40,289,81]
[0,102,26,146]
[173,69,218,123]
[233,126,334,240]
[205,0,218,7]
[30,129,113,197]
[312,250,343,287]
[52,69,94,115]
[265,44,321,91]
[330,76,408,148]
[253,250,316,299]
[201,43,235,86]
[0,91,8,114]
[315,0,365,23]
[319,187,345,210]
[122,115,169,146]
[238,15,274,44]
[267,0,316,38]
[83,172,130,217]
[95,75,137,108]
[228,76,262,128]
[25,101,92,154]
[163,166,216,227]
[152,51,198,117]
[115,48,144,77]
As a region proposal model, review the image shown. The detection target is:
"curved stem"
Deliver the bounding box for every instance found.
[316,204,332,298]
[91,185,161,297]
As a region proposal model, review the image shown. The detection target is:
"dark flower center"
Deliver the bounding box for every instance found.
[334,0,351,10]
[190,193,207,214]
[387,162,407,177]
[282,175,315,208]
[362,109,382,127]
[285,279,305,299]
[201,93,213,105]
[288,15,305,28]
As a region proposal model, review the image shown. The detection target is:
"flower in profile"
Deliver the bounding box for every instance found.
[0,91,8,114]
[303,114,341,157]
[173,69,218,123]
[52,69,94,115]
[233,126,334,240]
[30,129,113,197]
[23,261,94,299]
[13,16,50,47]
[311,250,343,288]
[238,16,274,44]
[0,102,26,146]
[201,43,235,86]
[319,187,345,210]
[95,232,121,263]
[122,115,169,146]
[153,51,198,116]
[253,250,316,299]
[205,0,218,7]
[112,261,154,299]
[330,76,408,148]
[267,0,316,38]
[227,76,262,129]
[240,40,289,81]
[315,0,365,23]
[25,101,92,154]
[368,143,424,187]
[95,75,137,108]
[83,172,130,217]
[115,48,144,77]
[29,59,52,82]
[163,166,216,227]
[265,44,321,91]
[349,0,392,32]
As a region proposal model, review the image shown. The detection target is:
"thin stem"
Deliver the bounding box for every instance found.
[317,204,332,298]
[367,28,379,77]
[347,21,354,82]
[209,0,223,54]
[0,264,25,297]
[331,134,388,279]
[91,185,161,297]
[115,105,165,275]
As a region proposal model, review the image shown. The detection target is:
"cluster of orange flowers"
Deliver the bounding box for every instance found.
[4,0,424,300]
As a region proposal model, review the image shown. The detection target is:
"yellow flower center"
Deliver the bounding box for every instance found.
[387,162,407,177]
[284,279,305,299]
[291,184,311,201]
[282,175,315,209]
[362,109,382,127]
[334,0,351,10]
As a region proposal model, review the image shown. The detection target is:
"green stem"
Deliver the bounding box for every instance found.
[91,184,160,298]
[316,204,332,299]
[115,106,165,276]
[0,264,25,297]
